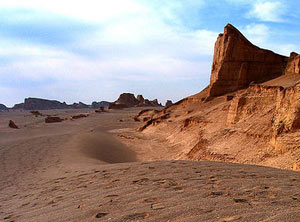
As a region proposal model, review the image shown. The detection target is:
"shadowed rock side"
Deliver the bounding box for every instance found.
[208,24,288,97]
[135,24,300,171]
[24,98,69,110]
[0,104,8,110]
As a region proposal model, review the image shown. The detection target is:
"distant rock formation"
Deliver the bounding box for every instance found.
[12,103,24,109]
[208,24,288,97]
[70,102,89,109]
[0,104,8,110]
[165,100,173,107]
[12,98,111,110]
[115,93,139,107]
[9,120,19,129]
[285,52,300,75]
[91,101,110,109]
[23,98,69,110]
[109,93,162,109]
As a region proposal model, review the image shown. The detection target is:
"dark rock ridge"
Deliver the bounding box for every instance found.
[91,101,110,109]
[11,98,111,110]
[12,103,24,109]
[0,104,8,110]
[165,100,173,107]
[208,24,288,97]
[23,98,69,110]
[109,93,162,109]
[70,102,89,109]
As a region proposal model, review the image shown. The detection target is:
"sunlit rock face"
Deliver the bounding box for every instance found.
[208,24,288,97]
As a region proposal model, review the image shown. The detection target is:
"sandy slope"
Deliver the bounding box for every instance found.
[1,108,300,221]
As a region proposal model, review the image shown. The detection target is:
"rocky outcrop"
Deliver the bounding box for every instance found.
[208,24,288,97]
[285,52,300,75]
[111,93,162,108]
[45,116,64,123]
[115,93,139,107]
[30,111,43,117]
[12,103,24,109]
[71,113,89,119]
[9,120,19,129]
[23,98,69,110]
[137,95,144,103]
[0,104,8,110]
[165,100,173,107]
[70,102,89,109]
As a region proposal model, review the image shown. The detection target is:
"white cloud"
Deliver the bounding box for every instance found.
[248,1,286,22]
[241,23,270,45]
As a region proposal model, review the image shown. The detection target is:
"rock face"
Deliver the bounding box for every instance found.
[208,24,288,97]
[0,104,8,110]
[9,120,19,129]
[165,100,173,107]
[285,52,300,75]
[23,98,69,110]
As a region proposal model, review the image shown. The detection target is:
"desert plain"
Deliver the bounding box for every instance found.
[1,107,300,222]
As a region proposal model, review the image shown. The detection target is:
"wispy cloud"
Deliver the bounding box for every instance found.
[247,1,286,22]
[0,0,299,107]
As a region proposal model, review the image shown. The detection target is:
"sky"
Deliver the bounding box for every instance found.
[0,0,300,107]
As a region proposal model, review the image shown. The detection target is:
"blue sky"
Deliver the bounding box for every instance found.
[0,0,299,107]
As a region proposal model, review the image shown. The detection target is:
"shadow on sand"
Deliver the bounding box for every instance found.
[80,131,137,164]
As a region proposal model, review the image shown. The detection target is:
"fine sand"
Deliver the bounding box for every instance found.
[1,108,300,221]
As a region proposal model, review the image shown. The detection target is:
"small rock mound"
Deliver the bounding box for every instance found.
[30,111,43,117]
[71,114,89,119]
[9,120,19,129]
[45,116,64,123]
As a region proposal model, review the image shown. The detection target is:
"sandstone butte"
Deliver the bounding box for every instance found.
[109,93,162,109]
[136,24,300,171]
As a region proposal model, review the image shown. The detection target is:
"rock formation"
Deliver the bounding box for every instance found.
[110,93,162,108]
[91,101,110,109]
[45,116,64,123]
[208,24,288,97]
[12,103,24,109]
[115,93,139,107]
[285,52,300,75]
[30,111,43,117]
[0,104,8,110]
[137,95,144,103]
[23,98,69,110]
[70,102,89,109]
[165,100,173,107]
[134,24,300,171]
[9,120,19,129]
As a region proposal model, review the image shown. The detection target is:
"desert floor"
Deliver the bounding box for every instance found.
[1,108,300,222]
